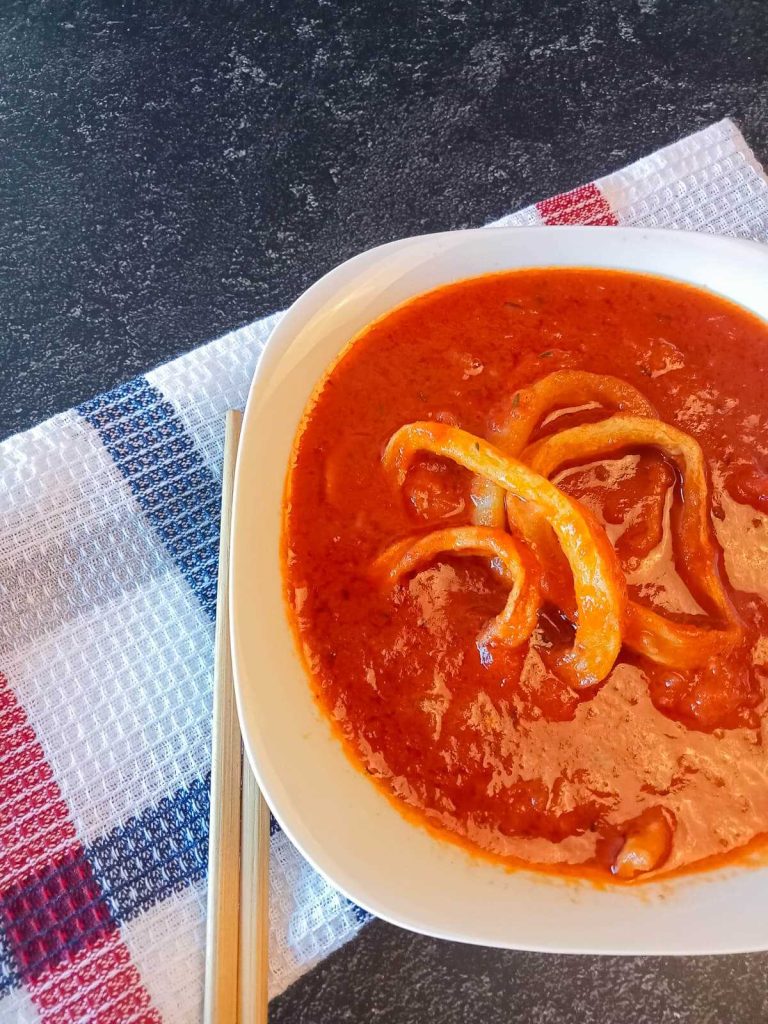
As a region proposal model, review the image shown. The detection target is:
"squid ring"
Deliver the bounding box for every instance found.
[373,526,541,648]
[471,371,657,530]
[523,414,741,667]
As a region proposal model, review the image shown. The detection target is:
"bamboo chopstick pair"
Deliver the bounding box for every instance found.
[204,411,271,1024]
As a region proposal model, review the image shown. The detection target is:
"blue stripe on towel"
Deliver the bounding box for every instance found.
[77,376,221,621]
[0,922,20,995]
[88,776,210,923]
[87,774,371,928]
[350,903,372,925]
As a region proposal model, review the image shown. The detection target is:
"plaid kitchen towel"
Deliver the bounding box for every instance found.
[1,117,767,1023]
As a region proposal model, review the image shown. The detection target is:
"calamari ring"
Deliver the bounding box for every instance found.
[523,414,741,667]
[523,414,727,615]
[373,527,540,648]
[471,371,657,529]
[382,422,627,688]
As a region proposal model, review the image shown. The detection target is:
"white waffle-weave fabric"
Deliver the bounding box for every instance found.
[0,118,766,1024]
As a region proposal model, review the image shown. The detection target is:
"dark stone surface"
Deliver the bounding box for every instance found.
[2,0,768,443]
[272,921,768,1024]
[3,0,768,1021]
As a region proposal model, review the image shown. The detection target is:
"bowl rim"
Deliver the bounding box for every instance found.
[230,225,768,954]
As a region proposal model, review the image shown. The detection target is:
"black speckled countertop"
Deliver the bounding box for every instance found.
[3,0,768,1020]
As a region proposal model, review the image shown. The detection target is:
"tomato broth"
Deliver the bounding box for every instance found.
[283,269,768,882]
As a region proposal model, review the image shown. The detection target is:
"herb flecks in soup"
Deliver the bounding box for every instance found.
[283,269,768,883]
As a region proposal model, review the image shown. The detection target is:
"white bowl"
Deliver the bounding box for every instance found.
[231,226,768,955]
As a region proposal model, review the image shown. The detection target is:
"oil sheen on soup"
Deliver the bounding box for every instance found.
[283,269,768,882]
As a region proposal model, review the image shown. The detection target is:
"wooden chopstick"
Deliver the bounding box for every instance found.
[203,410,243,1024]
[239,763,271,1023]
[203,410,270,1024]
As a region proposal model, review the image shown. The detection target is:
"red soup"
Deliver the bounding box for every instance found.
[283,269,768,883]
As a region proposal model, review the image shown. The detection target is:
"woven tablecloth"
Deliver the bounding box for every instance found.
[1,117,767,1023]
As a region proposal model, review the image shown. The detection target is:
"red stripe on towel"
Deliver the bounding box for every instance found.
[0,674,161,1022]
[537,182,618,225]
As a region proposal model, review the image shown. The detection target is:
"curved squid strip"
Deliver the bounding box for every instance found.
[524,414,741,666]
[623,604,738,668]
[471,371,657,529]
[373,526,541,648]
[382,421,627,687]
